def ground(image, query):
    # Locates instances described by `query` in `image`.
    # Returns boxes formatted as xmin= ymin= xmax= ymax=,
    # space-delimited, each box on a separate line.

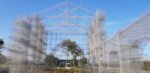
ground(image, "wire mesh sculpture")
xmin=8 ymin=15 xmax=46 ymax=73
xmin=4 ymin=1 xmax=150 ymax=73
xmin=88 ymin=10 xmax=150 ymax=73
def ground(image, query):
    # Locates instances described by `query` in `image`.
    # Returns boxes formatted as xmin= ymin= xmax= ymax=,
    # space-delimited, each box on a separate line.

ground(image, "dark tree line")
xmin=44 ymin=54 xmax=59 ymax=67
xmin=143 ymin=61 xmax=150 ymax=71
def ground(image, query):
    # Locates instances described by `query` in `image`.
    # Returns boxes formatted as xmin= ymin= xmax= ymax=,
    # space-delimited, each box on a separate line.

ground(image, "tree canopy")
xmin=61 ymin=39 xmax=83 ymax=67
xmin=61 ymin=39 xmax=83 ymax=58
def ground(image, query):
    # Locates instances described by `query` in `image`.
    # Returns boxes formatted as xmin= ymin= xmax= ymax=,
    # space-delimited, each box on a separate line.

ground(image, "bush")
xmin=143 ymin=61 xmax=150 ymax=71
xmin=0 ymin=67 xmax=9 ymax=73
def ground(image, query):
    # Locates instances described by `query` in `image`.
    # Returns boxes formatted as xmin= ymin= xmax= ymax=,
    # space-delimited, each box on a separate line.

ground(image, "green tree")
xmin=61 ymin=39 xmax=83 ymax=67
xmin=44 ymin=54 xmax=59 ymax=67
xmin=0 ymin=39 xmax=4 ymax=49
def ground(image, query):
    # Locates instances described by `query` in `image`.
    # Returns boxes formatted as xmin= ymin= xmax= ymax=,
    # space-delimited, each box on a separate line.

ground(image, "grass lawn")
xmin=142 ymin=71 xmax=150 ymax=73
xmin=44 ymin=67 xmax=89 ymax=73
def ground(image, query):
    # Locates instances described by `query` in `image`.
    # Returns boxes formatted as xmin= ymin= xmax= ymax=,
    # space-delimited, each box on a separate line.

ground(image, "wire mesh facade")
xmin=41 ymin=1 xmax=92 ymax=73
xmin=8 ymin=15 xmax=46 ymax=73
xmin=0 ymin=1 xmax=150 ymax=73
xmin=88 ymin=10 xmax=150 ymax=73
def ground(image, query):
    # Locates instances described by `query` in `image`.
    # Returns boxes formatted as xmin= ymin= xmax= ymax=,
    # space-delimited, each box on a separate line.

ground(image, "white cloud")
xmin=105 ymin=18 xmax=136 ymax=27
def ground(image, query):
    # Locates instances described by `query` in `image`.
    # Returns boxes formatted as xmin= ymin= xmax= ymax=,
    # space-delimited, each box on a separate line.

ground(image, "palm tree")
xmin=61 ymin=39 xmax=83 ymax=67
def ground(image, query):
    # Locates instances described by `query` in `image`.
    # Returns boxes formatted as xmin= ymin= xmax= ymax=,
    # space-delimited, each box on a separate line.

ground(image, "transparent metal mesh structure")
xmin=40 ymin=1 xmax=92 ymax=60
xmin=8 ymin=15 xmax=46 ymax=73
xmin=88 ymin=10 xmax=150 ymax=73
xmin=1 ymin=1 xmax=150 ymax=73
xmin=40 ymin=1 xmax=93 ymax=73
xmin=1 ymin=1 xmax=93 ymax=73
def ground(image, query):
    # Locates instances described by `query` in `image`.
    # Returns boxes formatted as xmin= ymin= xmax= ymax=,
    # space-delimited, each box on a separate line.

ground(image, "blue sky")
xmin=0 ymin=0 xmax=150 ymax=59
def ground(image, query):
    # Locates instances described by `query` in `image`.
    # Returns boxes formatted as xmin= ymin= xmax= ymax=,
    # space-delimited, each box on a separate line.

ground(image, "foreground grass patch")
xmin=142 ymin=71 xmax=150 ymax=73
